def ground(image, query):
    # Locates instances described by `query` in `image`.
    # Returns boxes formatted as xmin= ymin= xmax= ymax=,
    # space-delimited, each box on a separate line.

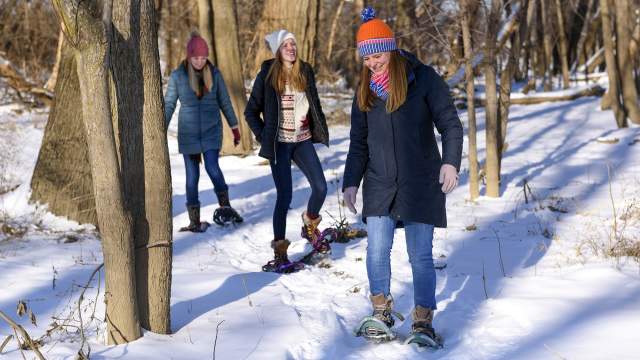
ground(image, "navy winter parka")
xmin=342 ymin=51 xmax=463 ymax=228
xmin=164 ymin=61 xmax=238 ymax=154
xmin=244 ymin=59 xmax=329 ymax=160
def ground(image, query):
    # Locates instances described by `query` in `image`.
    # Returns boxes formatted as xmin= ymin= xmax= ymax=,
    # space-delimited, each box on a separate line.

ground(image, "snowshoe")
xmin=404 ymin=331 xmax=443 ymax=349
xmin=354 ymin=316 xmax=398 ymax=342
xmin=261 ymin=239 xmax=305 ymax=274
xmin=179 ymin=221 xmax=210 ymax=232
xmin=261 ymin=258 xmax=305 ymax=274
xmin=213 ymin=206 xmax=243 ymax=226
xmin=301 ymin=212 xmax=332 ymax=254
xmin=404 ymin=306 xmax=443 ymax=349
xmin=354 ymin=294 xmax=404 ymax=342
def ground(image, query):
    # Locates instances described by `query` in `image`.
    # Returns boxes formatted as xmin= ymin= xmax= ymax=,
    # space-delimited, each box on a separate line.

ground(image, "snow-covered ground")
xmin=1 ymin=94 xmax=639 ymax=360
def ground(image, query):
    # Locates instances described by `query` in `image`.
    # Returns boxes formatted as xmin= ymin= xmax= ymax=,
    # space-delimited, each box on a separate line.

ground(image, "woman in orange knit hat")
xmin=345 ymin=7 xmax=463 ymax=348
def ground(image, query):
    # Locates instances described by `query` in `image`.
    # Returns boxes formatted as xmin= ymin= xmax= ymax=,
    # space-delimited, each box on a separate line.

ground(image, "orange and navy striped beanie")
xmin=356 ymin=7 xmax=397 ymax=57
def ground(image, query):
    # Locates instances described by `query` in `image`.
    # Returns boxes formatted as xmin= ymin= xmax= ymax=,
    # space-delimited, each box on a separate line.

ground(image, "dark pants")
xmin=183 ymin=149 xmax=228 ymax=206
xmin=270 ymin=140 xmax=327 ymax=240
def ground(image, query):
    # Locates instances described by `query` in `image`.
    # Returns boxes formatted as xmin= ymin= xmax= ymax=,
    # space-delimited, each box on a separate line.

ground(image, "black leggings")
xmin=269 ymin=140 xmax=327 ymax=240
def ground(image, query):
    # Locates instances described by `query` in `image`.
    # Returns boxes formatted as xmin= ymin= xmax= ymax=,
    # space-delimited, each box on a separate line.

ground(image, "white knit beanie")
xmin=264 ymin=30 xmax=296 ymax=55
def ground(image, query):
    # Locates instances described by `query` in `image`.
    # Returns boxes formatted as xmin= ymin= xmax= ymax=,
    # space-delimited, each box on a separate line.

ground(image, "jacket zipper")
xmin=273 ymin=93 xmax=282 ymax=165
xmin=307 ymin=88 xmax=328 ymax=145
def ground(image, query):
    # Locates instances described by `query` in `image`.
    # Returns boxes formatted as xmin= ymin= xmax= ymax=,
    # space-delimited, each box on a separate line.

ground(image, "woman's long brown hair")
xmin=266 ymin=49 xmax=307 ymax=94
xmin=357 ymin=50 xmax=408 ymax=113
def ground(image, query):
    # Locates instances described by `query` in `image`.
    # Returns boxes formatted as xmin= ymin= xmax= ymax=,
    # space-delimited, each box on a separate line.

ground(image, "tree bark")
xmin=484 ymin=0 xmax=501 ymax=198
xmin=44 ymin=28 xmax=64 ymax=92
xmin=197 ymin=0 xmax=214 ymax=55
xmin=554 ymin=0 xmax=571 ymax=88
xmin=137 ymin=0 xmax=173 ymax=334
xmin=212 ymin=0 xmax=253 ymax=155
xmin=52 ymin=0 xmax=141 ymax=344
xmin=461 ymin=0 xmax=479 ymax=200
xmin=252 ymin=0 xmax=320 ymax=74
xmin=600 ymin=0 xmax=628 ymax=127
xmin=573 ymin=0 xmax=596 ymax=72
xmin=540 ymin=0 xmax=555 ymax=91
xmin=614 ymin=0 xmax=640 ymax=123
xmin=396 ymin=0 xmax=421 ymax=58
xmin=326 ymin=0 xmax=345 ymax=61
xmin=30 ymin=38 xmax=97 ymax=227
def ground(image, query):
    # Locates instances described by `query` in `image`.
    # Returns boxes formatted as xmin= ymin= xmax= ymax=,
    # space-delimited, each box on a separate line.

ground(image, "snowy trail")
xmin=2 ymin=96 xmax=640 ymax=359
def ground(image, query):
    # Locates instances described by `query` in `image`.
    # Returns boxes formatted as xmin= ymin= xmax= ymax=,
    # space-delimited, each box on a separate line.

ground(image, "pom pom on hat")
xmin=187 ymin=31 xmax=209 ymax=58
xmin=361 ymin=7 xmax=376 ymax=23
xmin=356 ymin=8 xmax=397 ymax=57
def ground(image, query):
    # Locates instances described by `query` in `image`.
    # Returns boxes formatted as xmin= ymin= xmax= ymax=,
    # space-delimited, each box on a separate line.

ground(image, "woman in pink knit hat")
xmin=164 ymin=32 xmax=243 ymax=231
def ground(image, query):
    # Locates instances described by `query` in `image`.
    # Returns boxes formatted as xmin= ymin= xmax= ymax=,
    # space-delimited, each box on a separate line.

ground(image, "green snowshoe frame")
xmin=404 ymin=332 xmax=443 ymax=349
xmin=353 ymin=316 xmax=396 ymax=342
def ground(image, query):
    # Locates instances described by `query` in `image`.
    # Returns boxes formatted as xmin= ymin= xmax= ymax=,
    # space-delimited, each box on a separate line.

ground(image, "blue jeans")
xmin=183 ymin=149 xmax=228 ymax=206
xmin=366 ymin=216 xmax=437 ymax=309
xmin=270 ymin=140 xmax=327 ymax=240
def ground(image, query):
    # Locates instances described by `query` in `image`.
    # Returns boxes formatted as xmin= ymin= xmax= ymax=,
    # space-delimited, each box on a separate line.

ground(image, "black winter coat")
xmin=244 ymin=59 xmax=329 ymax=160
xmin=342 ymin=51 xmax=463 ymax=228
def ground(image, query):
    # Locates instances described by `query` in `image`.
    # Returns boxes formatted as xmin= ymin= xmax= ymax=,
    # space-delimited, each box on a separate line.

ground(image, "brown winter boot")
xmin=357 ymin=293 xmax=404 ymax=341
xmin=301 ymin=212 xmax=330 ymax=253
xmin=409 ymin=305 xmax=442 ymax=347
xmin=262 ymin=239 xmax=300 ymax=273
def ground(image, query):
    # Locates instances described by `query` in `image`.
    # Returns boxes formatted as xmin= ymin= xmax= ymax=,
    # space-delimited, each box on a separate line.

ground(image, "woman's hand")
xmin=343 ymin=186 xmax=359 ymax=214
xmin=232 ymin=127 xmax=241 ymax=146
xmin=439 ymin=164 xmax=458 ymax=194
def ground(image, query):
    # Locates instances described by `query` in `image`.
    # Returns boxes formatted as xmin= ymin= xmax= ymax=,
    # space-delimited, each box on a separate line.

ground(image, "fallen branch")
xmin=0 ymin=310 xmax=46 ymax=360
xmin=462 ymin=84 xmax=605 ymax=106
xmin=0 ymin=52 xmax=53 ymax=106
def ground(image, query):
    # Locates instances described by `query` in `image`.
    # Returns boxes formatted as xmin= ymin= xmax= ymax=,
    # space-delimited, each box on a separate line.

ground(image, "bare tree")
xmin=554 ymin=0 xmax=571 ymax=88
xmin=614 ymin=0 xmax=640 ymax=123
xmin=52 ymin=0 xmax=141 ymax=344
xmin=600 ymin=0 xmax=627 ymax=127
xmin=137 ymin=0 xmax=173 ymax=334
xmin=30 ymin=39 xmax=97 ymax=226
xmin=212 ymin=0 xmax=254 ymax=155
xmin=461 ymin=0 xmax=480 ymax=200
xmin=484 ymin=0 xmax=502 ymax=198
xmin=251 ymin=0 xmax=320 ymax=74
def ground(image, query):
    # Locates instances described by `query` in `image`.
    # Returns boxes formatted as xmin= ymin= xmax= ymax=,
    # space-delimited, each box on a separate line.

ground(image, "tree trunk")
xmin=554 ymin=0 xmax=571 ymax=88
xmin=326 ymin=0 xmax=346 ymax=61
xmin=540 ymin=0 xmax=555 ymax=91
xmin=252 ymin=0 xmax=320 ymax=74
xmin=600 ymin=0 xmax=628 ymax=127
xmin=525 ymin=0 xmax=539 ymax=93
xmin=484 ymin=0 xmax=501 ymax=198
xmin=197 ymin=0 xmax=214 ymax=56
xmin=44 ymin=28 xmax=64 ymax=92
xmin=573 ymin=0 xmax=596 ymax=72
xmin=52 ymin=0 xmax=141 ymax=344
xmin=614 ymin=0 xmax=640 ymax=123
xmin=162 ymin=0 xmax=174 ymax=76
xmin=212 ymin=0 xmax=253 ymax=156
xmin=137 ymin=0 xmax=173 ymax=334
xmin=30 ymin=38 xmax=97 ymax=226
xmin=461 ymin=0 xmax=479 ymax=200
xmin=396 ymin=0 xmax=421 ymax=58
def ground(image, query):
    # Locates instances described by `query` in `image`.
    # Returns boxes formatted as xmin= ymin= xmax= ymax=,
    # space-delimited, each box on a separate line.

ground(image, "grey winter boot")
xmin=179 ymin=204 xmax=209 ymax=232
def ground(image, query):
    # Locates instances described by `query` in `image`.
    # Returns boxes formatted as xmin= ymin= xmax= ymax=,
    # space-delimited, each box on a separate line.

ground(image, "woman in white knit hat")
xmin=244 ymin=30 xmax=330 ymax=273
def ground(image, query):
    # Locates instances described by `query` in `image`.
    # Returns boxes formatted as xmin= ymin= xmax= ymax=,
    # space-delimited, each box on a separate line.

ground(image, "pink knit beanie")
xmin=186 ymin=33 xmax=209 ymax=58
